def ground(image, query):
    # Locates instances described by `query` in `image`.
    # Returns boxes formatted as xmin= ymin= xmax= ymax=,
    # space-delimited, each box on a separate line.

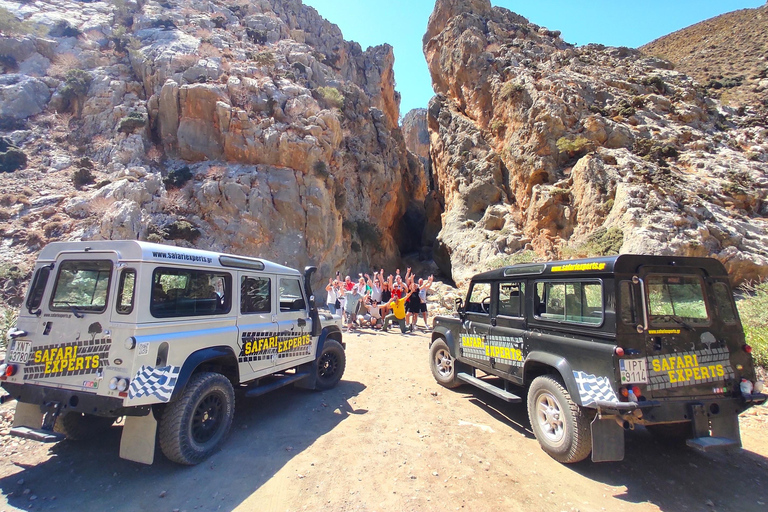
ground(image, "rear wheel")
xmin=527 ymin=375 xmax=592 ymax=463
xmin=315 ymin=340 xmax=346 ymax=390
xmin=429 ymin=338 xmax=462 ymax=388
xmin=159 ymin=372 xmax=235 ymax=465
xmin=54 ymin=413 xmax=116 ymax=441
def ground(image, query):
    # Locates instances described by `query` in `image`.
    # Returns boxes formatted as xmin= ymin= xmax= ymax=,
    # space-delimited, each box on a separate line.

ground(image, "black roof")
xmin=471 ymin=254 xmax=729 ymax=281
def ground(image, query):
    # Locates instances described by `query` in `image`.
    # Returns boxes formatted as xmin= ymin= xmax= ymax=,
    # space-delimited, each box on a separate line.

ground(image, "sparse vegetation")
xmin=118 ymin=112 xmax=146 ymax=133
xmin=562 ymin=227 xmax=624 ymax=258
xmin=738 ymin=281 xmax=768 ymax=369
xmin=499 ymin=80 xmax=524 ymax=100
xmin=313 ymin=160 xmax=330 ymax=179
xmin=0 ymin=306 xmax=18 ymax=352
xmin=164 ymin=166 xmax=193 ymax=189
xmin=0 ymin=7 xmax=46 ymax=36
xmin=164 ymin=220 xmax=200 ymax=242
xmin=0 ymin=138 xmax=27 ymax=173
xmin=317 ymin=86 xmax=344 ymax=109
xmin=72 ymin=167 xmax=95 ymax=189
xmin=488 ymin=250 xmax=537 ymax=269
xmin=60 ymin=69 xmax=93 ymax=111
xmin=556 ymin=136 xmax=592 ymax=157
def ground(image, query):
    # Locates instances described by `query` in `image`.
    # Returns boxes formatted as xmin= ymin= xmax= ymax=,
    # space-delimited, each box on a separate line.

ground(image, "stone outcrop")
xmin=0 ymin=0 xmax=422 ymax=291
xmin=423 ymin=0 xmax=768 ymax=285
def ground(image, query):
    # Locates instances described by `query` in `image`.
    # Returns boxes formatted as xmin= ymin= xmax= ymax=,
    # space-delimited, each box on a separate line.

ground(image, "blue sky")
xmin=302 ymin=0 xmax=765 ymax=117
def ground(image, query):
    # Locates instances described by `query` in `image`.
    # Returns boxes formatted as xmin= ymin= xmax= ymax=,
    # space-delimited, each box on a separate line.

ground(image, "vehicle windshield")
xmin=50 ymin=260 xmax=112 ymax=313
xmin=647 ymin=274 xmax=709 ymax=325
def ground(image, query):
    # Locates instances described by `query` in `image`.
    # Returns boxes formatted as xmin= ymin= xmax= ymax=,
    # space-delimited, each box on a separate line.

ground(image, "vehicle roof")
xmin=35 ymin=240 xmax=301 ymax=275
xmin=471 ymin=254 xmax=729 ymax=281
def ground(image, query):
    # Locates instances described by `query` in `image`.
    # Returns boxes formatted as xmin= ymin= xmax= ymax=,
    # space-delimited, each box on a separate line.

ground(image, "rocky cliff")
xmin=0 ymin=0 xmax=427 ymax=297
xmin=423 ymin=0 xmax=768 ymax=285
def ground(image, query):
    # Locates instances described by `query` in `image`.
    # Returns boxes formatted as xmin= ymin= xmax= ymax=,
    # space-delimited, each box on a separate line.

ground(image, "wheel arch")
xmin=430 ymin=326 xmax=456 ymax=354
xmin=316 ymin=325 xmax=344 ymax=357
xmin=524 ymin=351 xmax=584 ymax=407
xmin=169 ymin=346 xmax=240 ymax=402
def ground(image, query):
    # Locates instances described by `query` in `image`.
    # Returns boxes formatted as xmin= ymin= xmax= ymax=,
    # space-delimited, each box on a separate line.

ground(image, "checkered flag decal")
xmin=129 ymin=365 xmax=180 ymax=403
xmin=573 ymin=371 xmax=618 ymax=406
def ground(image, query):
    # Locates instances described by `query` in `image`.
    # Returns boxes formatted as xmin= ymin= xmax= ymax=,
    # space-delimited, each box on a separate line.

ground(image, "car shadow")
xmin=456 ymin=378 xmax=535 ymax=439
xmin=0 ymin=379 xmax=366 ymax=512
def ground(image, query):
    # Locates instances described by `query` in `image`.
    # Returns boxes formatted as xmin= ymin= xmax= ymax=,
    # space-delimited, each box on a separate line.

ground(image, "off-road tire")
xmin=430 ymin=338 xmax=462 ymax=388
xmin=54 ymin=412 xmax=115 ymax=441
xmin=315 ymin=340 xmax=346 ymax=390
xmin=646 ymin=422 xmax=693 ymax=444
xmin=527 ymin=375 xmax=592 ymax=464
xmin=159 ymin=372 xmax=235 ymax=465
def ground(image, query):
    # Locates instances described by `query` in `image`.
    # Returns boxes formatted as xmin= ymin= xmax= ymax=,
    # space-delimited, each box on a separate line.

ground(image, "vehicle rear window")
xmin=647 ymin=274 xmax=709 ymax=325
xmin=535 ymin=281 xmax=603 ymax=325
xmin=26 ymin=265 xmax=51 ymax=311
xmin=151 ymin=267 xmax=231 ymax=318
xmin=116 ymin=269 xmax=136 ymax=315
xmin=712 ymin=281 xmax=737 ymax=325
xmin=50 ymin=260 xmax=112 ymax=313
xmin=619 ymin=281 xmax=637 ymax=325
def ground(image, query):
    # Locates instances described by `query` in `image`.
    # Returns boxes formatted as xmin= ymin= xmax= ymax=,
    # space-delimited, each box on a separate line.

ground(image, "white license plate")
xmin=7 ymin=340 xmax=32 ymax=364
xmin=620 ymin=358 xmax=648 ymax=384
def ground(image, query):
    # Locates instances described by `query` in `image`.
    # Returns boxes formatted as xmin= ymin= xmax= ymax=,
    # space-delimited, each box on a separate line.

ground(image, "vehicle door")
xmin=237 ymin=273 xmax=279 ymax=375
xmin=458 ymin=281 xmax=493 ymax=372
xmin=638 ymin=267 xmax=733 ymax=400
xmin=274 ymin=275 xmax=314 ymax=371
xmin=489 ymin=281 xmax=526 ymax=382
xmin=17 ymin=252 xmax=118 ymax=391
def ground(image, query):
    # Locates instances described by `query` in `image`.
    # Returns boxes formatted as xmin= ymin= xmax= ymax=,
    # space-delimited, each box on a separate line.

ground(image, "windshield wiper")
xmin=55 ymin=301 xmax=85 ymax=319
xmin=665 ymin=314 xmax=693 ymax=331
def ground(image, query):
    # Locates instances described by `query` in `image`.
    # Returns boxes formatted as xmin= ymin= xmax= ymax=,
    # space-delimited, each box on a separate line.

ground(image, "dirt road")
xmin=1 ymin=329 xmax=767 ymax=512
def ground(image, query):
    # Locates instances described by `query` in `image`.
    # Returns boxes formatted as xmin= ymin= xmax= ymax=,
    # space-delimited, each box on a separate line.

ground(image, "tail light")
xmin=4 ymin=364 xmax=17 ymax=377
xmin=743 ymin=344 xmax=753 ymax=354
xmin=615 ymin=347 xmax=625 ymax=357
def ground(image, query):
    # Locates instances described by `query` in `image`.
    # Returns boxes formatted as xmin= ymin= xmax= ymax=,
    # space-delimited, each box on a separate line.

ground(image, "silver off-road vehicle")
xmin=1 ymin=241 xmax=344 ymax=465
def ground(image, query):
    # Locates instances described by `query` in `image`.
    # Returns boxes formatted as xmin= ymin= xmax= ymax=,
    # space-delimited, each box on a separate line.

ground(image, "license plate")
xmin=7 ymin=340 xmax=32 ymax=364
xmin=620 ymin=358 xmax=648 ymax=384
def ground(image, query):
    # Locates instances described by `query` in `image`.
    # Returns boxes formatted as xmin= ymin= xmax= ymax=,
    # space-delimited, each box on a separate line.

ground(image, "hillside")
xmin=640 ymin=3 xmax=768 ymax=108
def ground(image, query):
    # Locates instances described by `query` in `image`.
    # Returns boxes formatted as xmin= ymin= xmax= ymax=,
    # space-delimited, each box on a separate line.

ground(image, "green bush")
xmin=0 ymin=7 xmax=44 ymax=36
xmin=738 ymin=282 xmax=768 ymax=369
xmin=164 ymin=220 xmax=200 ymax=242
xmin=118 ymin=112 xmax=146 ymax=133
xmin=253 ymin=51 xmax=275 ymax=66
xmin=488 ymin=250 xmax=537 ymax=269
xmin=499 ymin=80 xmax=524 ymax=100
xmin=72 ymin=168 xmax=94 ymax=189
xmin=563 ymin=227 xmax=623 ymax=258
xmin=556 ymin=136 xmax=592 ymax=156
xmin=317 ymin=86 xmax=344 ymax=109
xmin=0 ymin=306 xmax=18 ymax=352
xmin=164 ymin=166 xmax=192 ymax=189
xmin=60 ymin=69 xmax=93 ymax=111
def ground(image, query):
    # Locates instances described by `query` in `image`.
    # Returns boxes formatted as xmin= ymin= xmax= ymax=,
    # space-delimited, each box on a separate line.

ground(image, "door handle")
xmin=297 ymin=318 xmax=306 ymax=327
xmin=490 ymin=318 xmax=497 ymax=327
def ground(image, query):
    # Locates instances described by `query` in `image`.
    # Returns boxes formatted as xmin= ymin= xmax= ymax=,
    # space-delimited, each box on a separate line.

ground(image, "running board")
xmin=244 ymin=372 xmax=310 ymax=398
xmin=686 ymin=437 xmax=740 ymax=452
xmin=10 ymin=426 xmax=65 ymax=443
xmin=457 ymin=372 xmax=522 ymax=403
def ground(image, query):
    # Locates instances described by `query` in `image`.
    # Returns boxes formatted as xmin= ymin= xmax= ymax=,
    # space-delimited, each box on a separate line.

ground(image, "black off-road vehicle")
xmin=429 ymin=255 xmax=765 ymax=463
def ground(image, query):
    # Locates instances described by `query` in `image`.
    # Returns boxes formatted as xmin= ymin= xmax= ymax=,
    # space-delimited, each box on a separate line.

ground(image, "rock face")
xmin=423 ymin=0 xmax=768 ymax=285
xmin=0 ymin=0 xmax=423 ymax=290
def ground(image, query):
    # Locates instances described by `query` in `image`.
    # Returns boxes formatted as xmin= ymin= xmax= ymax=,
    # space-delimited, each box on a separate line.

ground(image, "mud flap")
xmin=119 ymin=413 xmax=158 ymax=465
xmin=12 ymin=402 xmax=43 ymax=429
xmin=591 ymin=415 xmax=625 ymax=462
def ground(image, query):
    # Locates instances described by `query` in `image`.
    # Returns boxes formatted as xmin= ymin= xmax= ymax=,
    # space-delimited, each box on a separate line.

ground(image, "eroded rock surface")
xmin=424 ymin=0 xmax=768 ymax=285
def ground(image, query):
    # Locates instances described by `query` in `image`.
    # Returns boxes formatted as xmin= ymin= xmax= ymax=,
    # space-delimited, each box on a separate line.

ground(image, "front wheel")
xmin=429 ymin=338 xmax=462 ymax=388
xmin=315 ymin=340 xmax=346 ymax=390
xmin=527 ymin=375 xmax=592 ymax=463
xmin=159 ymin=372 xmax=235 ymax=465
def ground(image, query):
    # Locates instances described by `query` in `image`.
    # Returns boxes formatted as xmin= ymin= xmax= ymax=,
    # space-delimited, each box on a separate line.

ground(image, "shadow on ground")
xmin=0 ymin=380 xmax=366 ymax=512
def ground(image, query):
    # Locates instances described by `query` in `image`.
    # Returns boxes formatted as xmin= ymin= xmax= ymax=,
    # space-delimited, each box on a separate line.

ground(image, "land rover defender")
xmin=429 ymin=255 xmax=765 ymax=463
xmin=0 ymin=241 xmax=345 ymax=465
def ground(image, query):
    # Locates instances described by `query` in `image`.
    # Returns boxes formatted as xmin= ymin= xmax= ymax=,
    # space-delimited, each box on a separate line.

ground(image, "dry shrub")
xmin=160 ymin=189 xmax=192 ymax=214
xmin=205 ymin=165 xmax=228 ymax=180
xmin=173 ymin=53 xmax=198 ymax=71
xmin=88 ymin=196 xmax=116 ymax=217
xmin=0 ymin=193 xmax=29 ymax=207
xmin=26 ymin=229 xmax=45 ymax=247
xmin=43 ymin=219 xmax=67 ymax=238
xmin=198 ymin=42 xmax=222 ymax=59
xmin=0 ymin=207 xmax=11 ymax=220
xmin=146 ymin=145 xmax=164 ymax=164
xmin=48 ymin=53 xmax=81 ymax=79
xmin=195 ymin=28 xmax=213 ymax=40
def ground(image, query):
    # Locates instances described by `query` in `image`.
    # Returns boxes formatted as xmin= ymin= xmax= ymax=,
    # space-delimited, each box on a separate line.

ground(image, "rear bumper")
xmin=1 ymin=382 xmax=150 ymax=417
xmin=594 ymin=393 xmax=766 ymax=423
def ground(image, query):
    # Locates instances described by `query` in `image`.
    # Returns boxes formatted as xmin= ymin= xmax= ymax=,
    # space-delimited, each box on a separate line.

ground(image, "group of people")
xmin=325 ymin=268 xmax=434 ymax=334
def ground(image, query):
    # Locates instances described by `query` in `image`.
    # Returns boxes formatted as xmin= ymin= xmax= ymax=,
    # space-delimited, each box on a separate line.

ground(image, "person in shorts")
xmin=382 ymin=287 xmax=414 ymax=334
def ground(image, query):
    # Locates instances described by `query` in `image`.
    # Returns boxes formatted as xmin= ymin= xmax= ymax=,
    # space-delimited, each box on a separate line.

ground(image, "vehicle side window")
xmin=241 ymin=276 xmax=271 ymax=314
xmin=116 ymin=269 xmax=136 ymax=315
xmin=535 ymin=281 xmax=603 ymax=325
xmin=150 ymin=267 xmax=231 ymax=318
xmin=712 ymin=282 xmax=737 ymax=325
xmin=467 ymin=282 xmax=491 ymax=314
xmin=26 ymin=265 xmax=51 ymax=311
xmin=279 ymin=278 xmax=305 ymax=312
xmin=50 ymin=260 xmax=112 ymax=313
xmin=498 ymin=282 xmax=524 ymax=317
xmin=619 ymin=281 xmax=637 ymax=325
